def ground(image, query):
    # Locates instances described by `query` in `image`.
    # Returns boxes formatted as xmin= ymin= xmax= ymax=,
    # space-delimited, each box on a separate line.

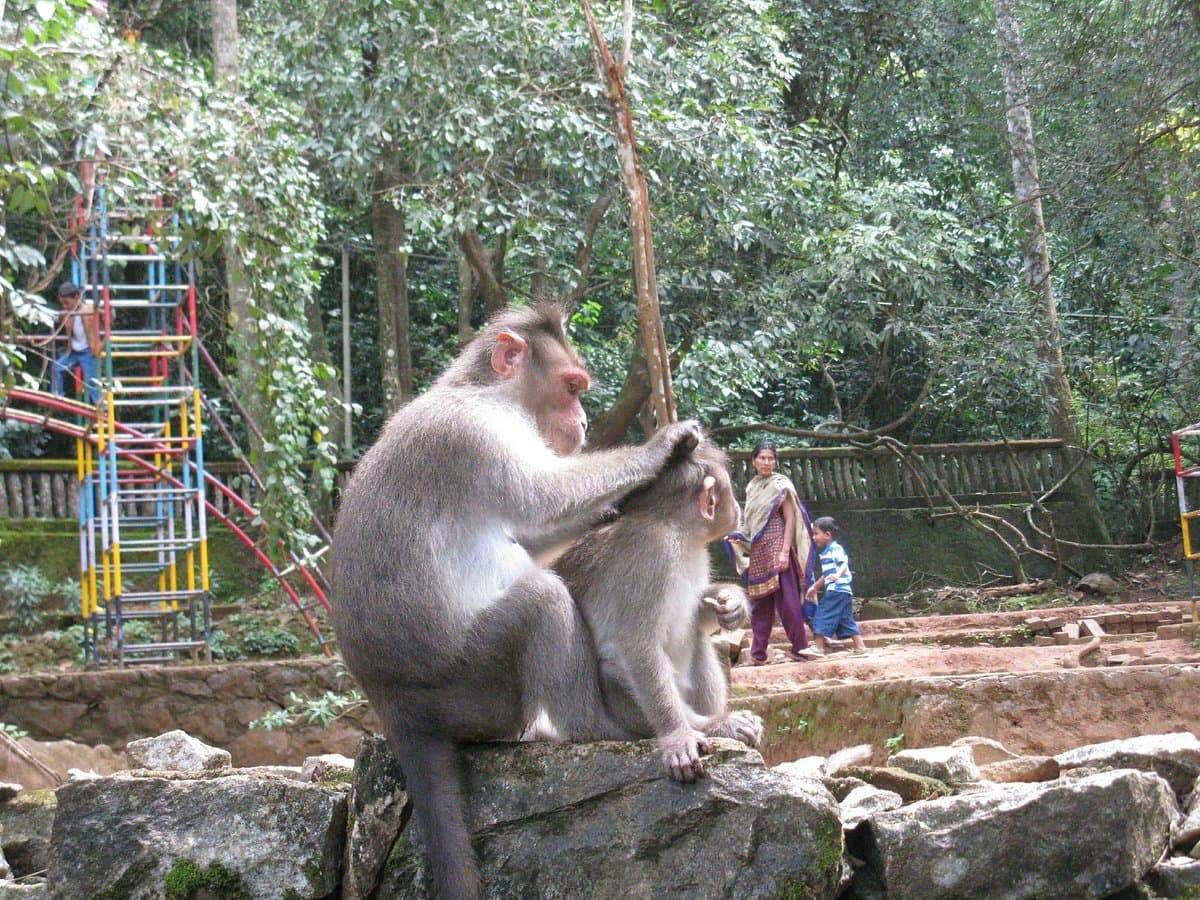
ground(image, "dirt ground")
xmin=725 ymin=557 xmax=1200 ymax=759
xmin=731 ymin=562 xmax=1200 ymax=694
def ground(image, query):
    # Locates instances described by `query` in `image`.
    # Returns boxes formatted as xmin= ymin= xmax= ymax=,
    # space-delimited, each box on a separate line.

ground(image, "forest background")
xmin=1 ymin=0 xmax=1197 ymax=560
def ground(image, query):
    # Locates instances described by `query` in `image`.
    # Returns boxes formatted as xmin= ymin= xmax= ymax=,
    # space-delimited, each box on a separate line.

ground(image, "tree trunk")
xmin=994 ymin=0 xmax=1111 ymax=548
xmin=371 ymin=154 xmax=411 ymax=412
xmin=458 ymin=227 xmax=508 ymax=314
xmin=566 ymin=189 xmax=615 ymax=313
xmin=589 ymin=339 xmax=651 ymax=449
xmin=582 ymin=0 xmax=675 ymax=430
xmin=304 ymin=291 xmax=342 ymax=524
xmin=457 ymin=246 xmax=474 ymax=344
xmin=210 ymin=0 xmax=264 ymax=460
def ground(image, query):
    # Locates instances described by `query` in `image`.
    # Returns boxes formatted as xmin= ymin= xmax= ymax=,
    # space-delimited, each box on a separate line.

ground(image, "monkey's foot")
xmin=706 ymin=710 xmax=764 ymax=748
xmin=659 ymin=727 xmax=710 ymax=783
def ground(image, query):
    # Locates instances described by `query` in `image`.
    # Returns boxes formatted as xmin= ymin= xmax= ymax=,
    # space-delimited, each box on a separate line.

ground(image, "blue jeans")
xmin=51 ymin=349 xmax=100 ymax=404
xmin=812 ymin=590 xmax=861 ymax=639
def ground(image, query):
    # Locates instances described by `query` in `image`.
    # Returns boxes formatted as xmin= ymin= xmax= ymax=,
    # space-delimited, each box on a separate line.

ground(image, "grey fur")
xmin=331 ymin=301 xmax=702 ymax=899
xmin=555 ymin=439 xmax=766 ymax=783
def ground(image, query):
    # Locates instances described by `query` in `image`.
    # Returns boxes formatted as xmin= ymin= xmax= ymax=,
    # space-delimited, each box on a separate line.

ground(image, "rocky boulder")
xmin=1055 ymin=731 xmax=1200 ymax=801
xmin=848 ymin=768 xmax=1174 ymax=899
xmin=357 ymin=736 xmax=845 ymax=900
xmin=47 ymin=772 xmax=347 ymax=899
xmin=887 ymin=745 xmax=980 ymax=786
xmin=124 ymin=729 xmax=230 ymax=772
xmin=0 ymin=791 xmax=54 ymax=879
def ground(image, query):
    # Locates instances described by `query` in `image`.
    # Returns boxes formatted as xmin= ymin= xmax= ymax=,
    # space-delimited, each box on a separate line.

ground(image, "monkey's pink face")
xmin=537 ymin=364 xmax=590 ymax=456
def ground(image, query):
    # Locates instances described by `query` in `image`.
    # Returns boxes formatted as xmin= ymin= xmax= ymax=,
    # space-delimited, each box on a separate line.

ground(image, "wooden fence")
xmin=0 ymin=440 xmax=1072 ymax=519
xmin=0 ymin=461 xmax=284 ymax=521
xmin=0 ymin=440 xmax=1185 ymax=524
xmin=727 ymin=439 xmax=1073 ymax=510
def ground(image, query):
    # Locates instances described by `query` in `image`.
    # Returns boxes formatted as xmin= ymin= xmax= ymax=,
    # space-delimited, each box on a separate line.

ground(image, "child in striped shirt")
xmin=805 ymin=516 xmax=867 ymax=655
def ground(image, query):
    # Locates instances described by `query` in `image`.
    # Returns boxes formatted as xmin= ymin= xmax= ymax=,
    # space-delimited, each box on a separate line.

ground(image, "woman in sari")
xmin=725 ymin=442 xmax=820 ymax=665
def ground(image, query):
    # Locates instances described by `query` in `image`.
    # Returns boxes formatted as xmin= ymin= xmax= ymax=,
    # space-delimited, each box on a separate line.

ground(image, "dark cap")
xmin=58 ymin=282 xmax=82 ymax=297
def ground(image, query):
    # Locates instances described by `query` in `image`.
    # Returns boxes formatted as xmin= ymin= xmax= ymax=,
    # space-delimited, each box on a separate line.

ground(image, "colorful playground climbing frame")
xmin=70 ymin=184 xmax=212 ymax=664
xmin=2 ymin=178 xmax=333 ymax=665
xmin=1173 ymin=422 xmax=1200 ymax=622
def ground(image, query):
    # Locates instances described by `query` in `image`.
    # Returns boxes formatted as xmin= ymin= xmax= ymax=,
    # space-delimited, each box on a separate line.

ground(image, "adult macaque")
xmin=555 ymin=438 xmax=765 ymax=783
xmin=331 ymin=302 xmax=701 ymax=900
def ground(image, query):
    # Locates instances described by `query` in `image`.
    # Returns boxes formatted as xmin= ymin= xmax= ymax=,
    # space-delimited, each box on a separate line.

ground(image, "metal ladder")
xmin=72 ymin=185 xmax=212 ymax=666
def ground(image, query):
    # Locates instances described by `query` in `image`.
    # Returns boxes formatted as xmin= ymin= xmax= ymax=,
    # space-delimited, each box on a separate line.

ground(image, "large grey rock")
xmin=887 ymin=745 xmax=980 ymax=786
xmin=0 ymin=883 xmax=44 ymax=896
xmin=1075 ymin=572 xmax=1121 ymax=595
xmin=839 ymin=784 xmax=903 ymax=830
xmin=1175 ymin=774 xmax=1200 ymax=851
xmin=0 ymin=793 xmax=55 ymax=879
xmin=1055 ymin=732 xmax=1200 ymax=801
xmin=772 ymin=756 xmax=827 ymax=780
xmin=124 ymin=730 xmax=230 ymax=772
xmin=1146 ymin=856 xmax=1200 ymax=896
xmin=359 ymin=737 xmax=843 ymax=899
xmin=301 ymin=753 xmax=354 ymax=783
xmin=839 ymin=765 xmax=950 ymax=803
xmin=951 ymin=735 xmax=1019 ymax=765
xmin=342 ymin=737 xmax=407 ymax=900
xmin=46 ymin=771 xmax=347 ymax=899
xmin=848 ymin=769 xmax=1174 ymax=899
xmin=977 ymin=756 xmax=1060 ymax=784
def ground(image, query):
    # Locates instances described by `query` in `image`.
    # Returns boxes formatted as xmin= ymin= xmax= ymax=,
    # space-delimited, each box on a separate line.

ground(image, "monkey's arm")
xmin=700 ymin=582 xmax=749 ymax=631
xmin=683 ymin=635 xmax=765 ymax=748
xmin=505 ymin=420 xmax=701 ymax=535
xmin=609 ymin=641 xmax=711 ymax=783
xmin=516 ymin=503 xmax=619 ymax=566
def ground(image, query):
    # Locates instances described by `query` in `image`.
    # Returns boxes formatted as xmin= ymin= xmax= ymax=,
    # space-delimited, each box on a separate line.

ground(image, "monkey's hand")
xmin=706 ymin=583 xmax=749 ymax=631
xmin=705 ymin=710 xmax=764 ymax=748
xmin=648 ymin=419 xmax=704 ymax=465
xmin=659 ymin=726 xmax=710 ymax=783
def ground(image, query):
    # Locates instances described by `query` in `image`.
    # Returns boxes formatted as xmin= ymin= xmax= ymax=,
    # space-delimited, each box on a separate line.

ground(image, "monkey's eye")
xmin=565 ymin=379 xmax=583 ymax=396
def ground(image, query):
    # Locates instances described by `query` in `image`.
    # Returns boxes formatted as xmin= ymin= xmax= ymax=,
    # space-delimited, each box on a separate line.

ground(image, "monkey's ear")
xmin=491 ymin=331 xmax=529 ymax=378
xmin=699 ymin=476 xmax=718 ymax=521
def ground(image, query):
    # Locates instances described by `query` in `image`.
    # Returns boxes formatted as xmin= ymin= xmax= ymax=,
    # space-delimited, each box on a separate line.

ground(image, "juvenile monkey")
xmin=330 ymin=301 xmax=700 ymax=900
xmin=555 ymin=438 xmax=765 ymax=783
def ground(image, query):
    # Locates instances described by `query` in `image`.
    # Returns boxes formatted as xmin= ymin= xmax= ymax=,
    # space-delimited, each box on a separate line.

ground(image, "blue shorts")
xmin=802 ymin=600 xmax=817 ymax=624
xmin=812 ymin=590 xmax=860 ymax=639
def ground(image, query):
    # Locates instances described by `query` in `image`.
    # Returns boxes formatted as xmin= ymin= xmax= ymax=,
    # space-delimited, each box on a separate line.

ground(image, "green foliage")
xmin=4 ymin=0 xmax=1199 ymax=556
xmin=163 ymin=858 xmax=247 ymax=900
xmin=117 ymin=620 xmax=155 ymax=646
xmin=775 ymin=718 xmax=810 ymax=736
xmin=238 ymin=622 xmax=300 ymax=658
xmin=1 ymin=564 xmax=58 ymax=631
xmin=206 ymin=627 xmax=243 ymax=662
xmin=250 ymin=688 xmax=365 ymax=731
xmin=65 ymin=624 xmax=88 ymax=666
xmin=213 ymin=613 xmax=312 ymax=660
xmin=2 ymin=1 xmax=336 ymax=557
xmin=0 ymin=722 xmax=28 ymax=741
xmin=0 ymin=1 xmax=87 ymax=384
xmin=884 ymin=732 xmax=906 ymax=755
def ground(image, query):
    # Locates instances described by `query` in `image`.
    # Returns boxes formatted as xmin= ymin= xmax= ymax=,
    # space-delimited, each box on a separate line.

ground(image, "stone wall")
xmin=5 ymin=658 xmax=1200 ymax=772
xmin=707 ymin=498 xmax=1095 ymax=597
xmin=0 ymin=659 xmax=378 ymax=767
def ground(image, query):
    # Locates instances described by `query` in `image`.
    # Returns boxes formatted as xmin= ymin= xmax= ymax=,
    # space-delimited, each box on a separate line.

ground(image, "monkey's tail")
xmin=400 ymin=735 xmax=481 ymax=900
